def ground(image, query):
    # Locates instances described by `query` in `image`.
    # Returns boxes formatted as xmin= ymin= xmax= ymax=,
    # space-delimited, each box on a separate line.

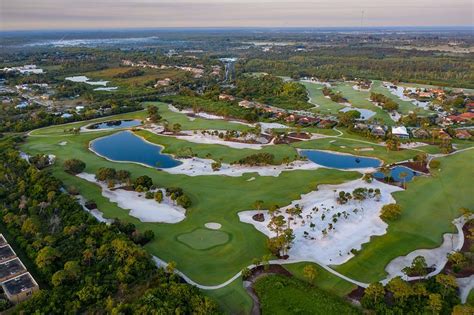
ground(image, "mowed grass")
xmin=332 ymin=82 xmax=394 ymax=125
xmin=177 ymin=228 xmax=230 ymax=250
xmin=135 ymin=129 xmax=300 ymax=164
xmin=22 ymin=126 xmax=360 ymax=285
xmin=254 ymin=275 xmax=361 ymax=315
xmin=371 ymin=80 xmax=432 ymax=116
xmin=284 ymin=262 xmax=357 ymax=297
xmin=204 ymin=276 xmax=253 ymax=315
xmin=301 ymin=81 xmax=345 ymax=114
xmin=334 ymin=149 xmax=474 ymax=282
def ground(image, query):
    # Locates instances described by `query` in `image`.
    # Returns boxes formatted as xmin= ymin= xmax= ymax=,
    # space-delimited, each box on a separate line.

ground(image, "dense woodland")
xmin=0 ymin=137 xmax=220 ymax=314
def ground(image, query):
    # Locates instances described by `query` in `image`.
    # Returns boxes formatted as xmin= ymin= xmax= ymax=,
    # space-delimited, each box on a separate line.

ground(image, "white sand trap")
xmin=383 ymin=215 xmax=470 ymax=283
xmin=400 ymin=142 xmax=429 ymax=149
xmin=77 ymin=173 xmax=186 ymax=223
xmin=205 ymin=222 xmax=222 ymax=230
xmin=259 ymin=122 xmax=288 ymax=133
xmin=59 ymin=141 xmax=68 ymax=146
xmin=165 ymin=157 xmax=322 ymax=177
xmin=239 ymin=179 xmax=402 ymax=265
xmin=247 ymin=177 xmax=256 ymax=182
xmin=174 ymin=130 xmax=266 ymax=149
xmin=356 ymin=147 xmax=374 ymax=152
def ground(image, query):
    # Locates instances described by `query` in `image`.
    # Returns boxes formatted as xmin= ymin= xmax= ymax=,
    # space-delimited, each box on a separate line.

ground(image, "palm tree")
xmin=399 ymin=171 xmax=408 ymax=189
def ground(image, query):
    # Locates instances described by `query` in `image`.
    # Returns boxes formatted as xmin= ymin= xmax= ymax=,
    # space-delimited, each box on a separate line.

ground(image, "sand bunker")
xmin=77 ymin=173 xmax=186 ymax=223
xmin=239 ymin=179 xmax=402 ymax=265
xmin=205 ymin=222 xmax=222 ymax=230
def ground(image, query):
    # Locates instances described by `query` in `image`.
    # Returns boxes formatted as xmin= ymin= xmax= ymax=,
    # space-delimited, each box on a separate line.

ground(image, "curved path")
xmin=153 ymin=215 xmax=471 ymax=291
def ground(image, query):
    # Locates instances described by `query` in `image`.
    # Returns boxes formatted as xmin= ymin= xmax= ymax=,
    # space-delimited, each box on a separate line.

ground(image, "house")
xmin=284 ymin=114 xmax=296 ymax=123
xmin=418 ymin=91 xmax=432 ymax=99
xmin=238 ymin=100 xmax=255 ymax=109
xmin=75 ymin=106 xmax=85 ymax=112
xmin=0 ymin=245 xmax=16 ymax=263
xmin=391 ymin=126 xmax=409 ymax=139
xmin=0 ymin=235 xmax=6 ymax=247
xmin=297 ymin=116 xmax=319 ymax=125
xmin=412 ymin=128 xmax=431 ymax=139
xmin=154 ymin=78 xmax=171 ymax=87
xmin=354 ymin=123 xmax=368 ymax=131
xmin=370 ymin=125 xmax=386 ymax=137
xmin=0 ymin=258 xmax=27 ymax=282
xmin=1 ymin=273 xmax=39 ymax=304
xmin=218 ymin=94 xmax=235 ymax=101
xmin=438 ymin=130 xmax=452 ymax=140
xmin=317 ymin=119 xmax=337 ymax=129
xmin=448 ymin=112 xmax=474 ymax=124
xmin=466 ymin=102 xmax=474 ymax=112
xmin=455 ymin=129 xmax=471 ymax=140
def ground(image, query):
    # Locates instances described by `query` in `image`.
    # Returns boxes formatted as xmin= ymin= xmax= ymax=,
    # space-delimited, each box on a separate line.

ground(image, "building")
xmin=391 ymin=126 xmax=409 ymax=139
xmin=455 ymin=129 xmax=471 ymax=140
xmin=412 ymin=128 xmax=431 ymax=139
xmin=0 ymin=245 xmax=16 ymax=263
xmin=466 ymin=102 xmax=474 ymax=112
xmin=371 ymin=125 xmax=386 ymax=137
xmin=1 ymin=273 xmax=39 ymax=304
xmin=238 ymin=100 xmax=255 ymax=109
xmin=0 ymin=258 xmax=27 ymax=282
xmin=218 ymin=94 xmax=235 ymax=101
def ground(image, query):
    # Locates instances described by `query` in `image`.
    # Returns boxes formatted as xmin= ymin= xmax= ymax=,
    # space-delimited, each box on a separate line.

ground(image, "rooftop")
xmin=0 ymin=235 xmax=6 ymax=247
xmin=2 ymin=273 xmax=37 ymax=296
xmin=0 ymin=258 xmax=26 ymax=281
xmin=0 ymin=245 xmax=16 ymax=263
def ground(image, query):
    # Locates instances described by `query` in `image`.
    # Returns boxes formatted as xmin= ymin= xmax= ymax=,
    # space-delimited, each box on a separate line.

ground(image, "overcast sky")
xmin=1 ymin=0 xmax=473 ymax=30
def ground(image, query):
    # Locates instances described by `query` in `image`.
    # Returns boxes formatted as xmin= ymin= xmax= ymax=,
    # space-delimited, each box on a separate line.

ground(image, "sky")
xmin=1 ymin=0 xmax=473 ymax=30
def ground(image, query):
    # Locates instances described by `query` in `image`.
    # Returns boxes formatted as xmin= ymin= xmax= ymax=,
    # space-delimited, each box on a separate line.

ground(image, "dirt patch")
xmin=347 ymin=286 xmax=365 ymax=302
xmin=288 ymin=132 xmax=311 ymax=139
xmin=397 ymin=161 xmax=429 ymax=174
xmin=252 ymin=213 xmax=265 ymax=222
xmin=274 ymin=137 xmax=302 ymax=144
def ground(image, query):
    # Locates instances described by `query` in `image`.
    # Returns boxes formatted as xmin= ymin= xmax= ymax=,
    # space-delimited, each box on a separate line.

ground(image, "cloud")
xmin=1 ymin=0 xmax=472 ymax=30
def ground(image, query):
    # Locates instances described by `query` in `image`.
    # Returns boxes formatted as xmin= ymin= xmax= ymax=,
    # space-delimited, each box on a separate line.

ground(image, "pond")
xmin=90 ymin=131 xmax=181 ymax=168
xmin=373 ymin=166 xmax=419 ymax=182
xmin=339 ymin=107 xmax=376 ymax=120
xmin=299 ymin=150 xmax=381 ymax=169
xmin=87 ymin=119 xmax=141 ymax=130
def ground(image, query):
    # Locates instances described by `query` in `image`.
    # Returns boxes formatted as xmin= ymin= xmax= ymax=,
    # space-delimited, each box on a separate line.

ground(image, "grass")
xmin=371 ymin=80 xmax=432 ymax=116
xmin=135 ymin=129 xmax=300 ymax=164
xmin=331 ymin=82 xmax=394 ymax=125
xmin=204 ymin=276 xmax=253 ymax=315
xmin=23 ymin=124 xmax=360 ymax=286
xmin=301 ymin=81 xmax=345 ymax=114
xmin=467 ymin=290 xmax=474 ymax=305
xmin=176 ymin=228 xmax=230 ymax=250
xmin=283 ymin=262 xmax=356 ymax=297
xmin=253 ymin=275 xmax=361 ymax=315
xmin=334 ymin=149 xmax=474 ymax=282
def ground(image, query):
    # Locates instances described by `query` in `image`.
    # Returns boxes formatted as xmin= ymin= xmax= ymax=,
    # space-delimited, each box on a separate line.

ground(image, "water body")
xmin=299 ymin=150 xmax=381 ymax=169
xmin=339 ymin=107 xmax=376 ymax=120
xmin=90 ymin=131 xmax=181 ymax=168
xmin=373 ymin=166 xmax=419 ymax=182
xmin=87 ymin=120 xmax=141 ymax=130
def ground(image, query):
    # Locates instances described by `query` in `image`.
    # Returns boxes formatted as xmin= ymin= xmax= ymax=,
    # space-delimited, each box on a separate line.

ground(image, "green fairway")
xmin=335 ymin=149 xmax=474 ymax=282
xmin=301 ymin=81 xmax=345 ymax=114
xmin=371 ymin=80 xmax=433 ymax=115
xmin=253 ymin=275 xmax=361 ymax=315
xmin=283 ymin=262 xmax=356 ymax=296
xmin=177 ymin=228 xmax=230 ymax=250
xmin=204 ymin=277 xmax=253 ymax=315
xmin=331 ymin=82 xmax=394 ymax=125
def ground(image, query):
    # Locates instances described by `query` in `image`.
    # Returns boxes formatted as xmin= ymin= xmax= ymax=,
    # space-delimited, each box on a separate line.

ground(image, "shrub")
xmin=429 ymin=159 xmax=441 ymax=169
xmin=154 ymin=190 xmax=163 ymax=203
xmin=63 ymin=159 xmax=86 ymax=174
xmin=176 ymin=195 xmax=192 ymax=208
xmin=133 ymin=175 xmax=153 ymax=190
xmin=380 ymin=203 xmax=402 ymax=222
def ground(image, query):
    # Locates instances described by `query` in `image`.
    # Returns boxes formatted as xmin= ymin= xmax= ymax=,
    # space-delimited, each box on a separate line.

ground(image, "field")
xmin=253 ymin=275 xmax=361 ymax=315
xmin=21 ymin=103 xmax=474 ymax=314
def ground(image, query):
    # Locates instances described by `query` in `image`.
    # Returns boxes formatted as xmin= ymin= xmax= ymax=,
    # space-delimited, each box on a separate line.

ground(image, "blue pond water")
xmin=87 ymin=119 xmax=141 ymax=130
xmin=373 ymin=166 xmax=419 ymax=182
xmin=90 ymin=131 xmax=181 ymax=168
xmin=299 ymin=150 xmax=381 ymax=169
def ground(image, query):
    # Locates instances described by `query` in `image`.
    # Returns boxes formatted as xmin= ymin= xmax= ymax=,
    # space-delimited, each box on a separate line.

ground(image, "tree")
xmin=166 ymin=261 xmax=177 ymax=273
xmin=154 ymin=190 xmax=163 ymax=203
xmin=133 ymin=175 xmax=153 ymax=190
xmin=386 ymin=138 xmax=400 ymax=151
xmin=399 ymin=171 xmax=409 ymax=189
xmin=172 ymin=123 xmax=182 ymax=134
xmin=387 ymin=276 xmax=413 ymax=304
xmin=426 ymin=293 xmax=443 ymax=314
xmin=35 ymin=246 xmax=60 ymax=270
xmin=241 ymin=267 xmax=251 ymax=279
xmin=303 ymin=264 xmax=317 ymax=285
xmin=176 ymin=195 xmax=191 ymax=208
xmin=402 ymin=255 xmax=428 ymax=276
xmin=254 ymin=200 xmax=264 ymax=213
xmin=63 ymin=159 xmax=86 ymax=174
xmin=380 ymin=203 xmax=402 ymax=222
xmin=435 ymin=274 xmax=458 ymax=298
xmin=361 ymin=282 xmax=385 ymax=308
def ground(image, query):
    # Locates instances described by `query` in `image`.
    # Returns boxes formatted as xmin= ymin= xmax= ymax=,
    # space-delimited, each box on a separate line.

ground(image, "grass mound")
xmin=254 ymin=274 xmax=361 ymax=315
xmin=177 ymin=228 xmax=230 ymax=250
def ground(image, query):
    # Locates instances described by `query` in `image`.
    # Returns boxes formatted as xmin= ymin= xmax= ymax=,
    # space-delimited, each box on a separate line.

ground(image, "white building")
xmin=391 ymin=126 xmax=409 ymax=139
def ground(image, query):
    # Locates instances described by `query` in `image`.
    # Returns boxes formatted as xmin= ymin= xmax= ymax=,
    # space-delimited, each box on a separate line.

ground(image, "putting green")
xmin=177 ymin=228 xmax=230 ymax=250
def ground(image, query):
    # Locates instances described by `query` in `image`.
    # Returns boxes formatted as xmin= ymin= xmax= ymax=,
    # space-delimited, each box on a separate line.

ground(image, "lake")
xmin=90 ymin=131 xmax=181 ymax=168
xmin=373 ymin=166 xmax=419 ymax=182
xmin=300 ymin=149 xmax=381 ymax=169
xmin=339 ymin=107 xmax=376 ymax=120
xmin=87 ymin=120 xmax=141 ymax=130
